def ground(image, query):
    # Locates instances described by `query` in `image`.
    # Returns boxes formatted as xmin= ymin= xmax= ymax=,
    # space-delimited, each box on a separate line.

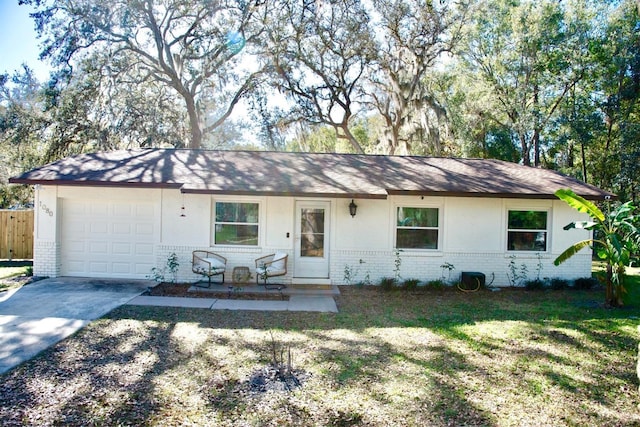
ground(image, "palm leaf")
xmin=553 ymin=240 xmax=593 ymax=266
xmin=555 ymin=189 xmax=605 ymax=222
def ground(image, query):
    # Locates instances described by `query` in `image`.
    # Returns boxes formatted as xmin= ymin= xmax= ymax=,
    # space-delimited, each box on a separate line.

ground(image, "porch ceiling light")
xmin=349 ymin=199 xmax=358 ymax=218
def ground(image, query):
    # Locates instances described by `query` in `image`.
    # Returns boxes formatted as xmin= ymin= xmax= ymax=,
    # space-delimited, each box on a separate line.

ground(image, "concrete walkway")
xmin=128 ymin=283 xmax=339 ymax=312
xmin=128 ymin=294 xmax=338 ymax=312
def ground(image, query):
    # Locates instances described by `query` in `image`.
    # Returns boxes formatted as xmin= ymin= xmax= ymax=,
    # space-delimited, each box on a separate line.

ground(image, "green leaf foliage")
xmin=553 ymin=240 xmax=592 ymax=266
xmin=555 ymin=188 xmax=639 ymax=306
xmin=554 ymin=189 xmax=605 ymax=222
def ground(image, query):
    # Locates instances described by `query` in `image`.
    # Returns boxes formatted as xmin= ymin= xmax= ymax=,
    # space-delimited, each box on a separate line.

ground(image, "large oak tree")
xmin=24 ymin=0 xmax=268 ymax=149
xmin=265 ymin=0 xmax=375 ymax=153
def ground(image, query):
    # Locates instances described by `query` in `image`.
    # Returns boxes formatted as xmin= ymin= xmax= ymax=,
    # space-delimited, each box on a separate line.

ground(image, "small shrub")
xmin=424 ymin=279 xmax=446 ymax=290
xmin=524 ymin=279 xmax=546 ymax=290
xmin=440 ymin=262 xmax=455 ymax=282
xmin=361 ymin=271 xmax=371 ymax=287
xmin=402 ymin=278 xmax=420 ymax=291
xmin=26 ymin=266 xmax=33 ymax=277
xmin=574 ymin=277 xmax=598 ymax=289
xmin=393 ymin=249 xmax=403 ymax=283
xmin=379 ymin=277 xmax=397 ymax=291
xmin=550 ymin=278 xmax=569 ymax=290
xmin=343 ymin=264 xmax=356 ymax=286
xmin=507 ymin=255 xmax=528 ymax=287
xmin=147 ymin=252 xmax=180 ymax=283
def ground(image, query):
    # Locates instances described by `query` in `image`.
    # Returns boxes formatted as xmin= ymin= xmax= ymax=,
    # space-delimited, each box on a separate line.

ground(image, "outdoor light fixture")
xmin=349 ymin=199 xmax=358 ymax=218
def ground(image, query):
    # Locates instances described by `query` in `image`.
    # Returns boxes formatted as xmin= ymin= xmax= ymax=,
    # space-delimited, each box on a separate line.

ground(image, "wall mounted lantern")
xmin=349 ymin=199 xmax=358 ymax=218
xmin=180 ymin=193 xmax=186 ymax=217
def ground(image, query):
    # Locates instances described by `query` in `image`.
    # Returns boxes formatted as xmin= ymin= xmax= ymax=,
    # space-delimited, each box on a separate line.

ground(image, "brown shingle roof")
xmin=9 ymin=149 xmax=614 ymax=200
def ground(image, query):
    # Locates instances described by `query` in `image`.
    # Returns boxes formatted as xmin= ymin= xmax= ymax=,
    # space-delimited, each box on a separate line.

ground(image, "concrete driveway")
xmin=0 ymin=277 xmax=152 ymax=374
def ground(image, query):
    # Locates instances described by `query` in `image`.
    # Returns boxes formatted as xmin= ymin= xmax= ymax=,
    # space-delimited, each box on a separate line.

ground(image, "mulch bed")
xmin=145 ymin=282 xmax=289 ymax=301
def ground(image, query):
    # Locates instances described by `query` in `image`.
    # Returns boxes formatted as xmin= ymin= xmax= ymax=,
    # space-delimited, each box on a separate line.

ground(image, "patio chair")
xmin=192 ymin=250 xmax=227 ymax=287
xmin=254 ymin=252 xmax=288 ymax=289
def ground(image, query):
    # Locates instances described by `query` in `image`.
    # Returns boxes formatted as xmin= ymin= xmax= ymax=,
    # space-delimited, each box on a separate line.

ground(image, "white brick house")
xmin=10 ymin=149 xmax=613 ymax=286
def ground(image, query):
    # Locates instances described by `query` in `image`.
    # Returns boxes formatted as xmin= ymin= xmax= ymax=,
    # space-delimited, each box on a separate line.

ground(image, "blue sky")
xmin=0 ymin=1 xmax=51 ymax=80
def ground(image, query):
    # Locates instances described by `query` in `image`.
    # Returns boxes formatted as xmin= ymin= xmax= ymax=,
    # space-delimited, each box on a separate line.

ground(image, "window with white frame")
xmin=507 ymin=210 xmax=548 ymax=251
xmin=396 ymin=207 xmax=439 ymax=249
xmin=214 ymin=202 xmax=259 ymax=246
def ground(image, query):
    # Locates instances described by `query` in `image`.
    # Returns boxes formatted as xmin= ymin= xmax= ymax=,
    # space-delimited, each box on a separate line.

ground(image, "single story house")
xmin=10 ymin=149 xmax=614 ymax=286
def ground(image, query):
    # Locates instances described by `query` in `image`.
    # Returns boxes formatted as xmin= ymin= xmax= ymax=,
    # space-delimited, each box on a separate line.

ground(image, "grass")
xmin=1 ymin=284 xmax=639 ymax=426
xmin=592 ymin=261 xmax=640 ymax=306
xmin=0 ymin=262 xmax=32 ymax=292
xmin=0 ymin=267 xmax=28 ymax=280
xmin=622 ymin=269 xmax=640 ymax=306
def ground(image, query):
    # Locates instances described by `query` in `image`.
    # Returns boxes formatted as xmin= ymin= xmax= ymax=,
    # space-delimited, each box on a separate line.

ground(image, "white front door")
xmin=294 ymin=201 xmax=330 ymax=279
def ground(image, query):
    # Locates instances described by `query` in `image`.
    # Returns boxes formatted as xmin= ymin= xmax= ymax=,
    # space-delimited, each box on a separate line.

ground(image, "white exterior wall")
xmin=33 ymin=186 xmax=593 ymax=286
xmin=32 ymin=186 xmax=60 ymax=277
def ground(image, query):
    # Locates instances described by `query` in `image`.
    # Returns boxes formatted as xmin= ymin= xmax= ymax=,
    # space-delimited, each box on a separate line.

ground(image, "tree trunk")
xmin=567 ymin=142 xmax=574 ymax=168
xmin=185 ymin=95 xmax=203 ymax=149
xmin=580 ymin=143 xmax=588 ymax=183
xmin=533 ymin=85 xmax=541 ymax=167
xmin=605 ymin=263 xmax=618 ymax=307
xmin=533 ymin=128 xmax=541 ymax=167
xmin=519 ymin=133 xmax=531 ymax=166
xmin=337 ymin=124 xmax=364 ymax=154
xmin=189 ymin=118 xmax=203 ymax=150
xmin=605 ymin=264 xmax=624 ymax=307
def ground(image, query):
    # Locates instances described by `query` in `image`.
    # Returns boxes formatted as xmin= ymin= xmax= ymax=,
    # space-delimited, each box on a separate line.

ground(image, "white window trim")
xmin=394 ymin=204 xmax=443 ymax=252
xmin=505 ymin=207 xmax=551 ymax=253
xmin=211 ymin=198 xmax=263 ymax=248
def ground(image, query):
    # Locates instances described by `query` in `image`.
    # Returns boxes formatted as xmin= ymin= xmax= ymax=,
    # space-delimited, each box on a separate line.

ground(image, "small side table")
xmin=232 ymin=266 xmax=251 ymax=286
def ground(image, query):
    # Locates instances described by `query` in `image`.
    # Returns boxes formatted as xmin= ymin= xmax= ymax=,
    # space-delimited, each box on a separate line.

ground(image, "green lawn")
xmin=623 ymin=271 xmax=640 ymax=306
xmin=0 ymin=267 xmax=28 ymax=280
xmin=1 ymin=284 xmax=639 ymax=426
xmin=592 ymin=261 xmax=640 ymax=307
xmin=0 ymin=264 xmax=32 ymax=292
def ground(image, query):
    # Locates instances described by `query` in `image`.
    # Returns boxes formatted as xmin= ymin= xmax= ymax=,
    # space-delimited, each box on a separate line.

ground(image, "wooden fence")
xmin=0 ymin=210 xmax=34 ymax=260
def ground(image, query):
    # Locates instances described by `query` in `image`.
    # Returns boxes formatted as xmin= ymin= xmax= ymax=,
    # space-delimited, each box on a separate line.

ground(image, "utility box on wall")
xmin=461 ymin=271 xmax=486 ymax=288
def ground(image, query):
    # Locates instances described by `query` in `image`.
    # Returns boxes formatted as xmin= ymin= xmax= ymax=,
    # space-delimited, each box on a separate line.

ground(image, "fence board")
xmin=0 ymin=210 xmax=34 ymax=259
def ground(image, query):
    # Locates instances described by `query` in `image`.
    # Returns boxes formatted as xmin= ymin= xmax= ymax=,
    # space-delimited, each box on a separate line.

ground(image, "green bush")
xmin=550 ymin=278 xmax=569 ymax=290
xmin=574 ymin=277 xmax=598 ymax=290
xmin=402 ymin=278 xmax=420 ymax=291
xmin=424 ymin=279 xmax=446 ymax=290
xmin=379 ymin=277 xmax=397 ymax=291
xmin=524 ymin=279 xmax=546 ymax=290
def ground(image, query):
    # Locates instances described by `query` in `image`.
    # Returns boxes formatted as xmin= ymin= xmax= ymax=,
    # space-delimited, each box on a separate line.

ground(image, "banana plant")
xmin=554 ymin=189 xmax=638 ymax=307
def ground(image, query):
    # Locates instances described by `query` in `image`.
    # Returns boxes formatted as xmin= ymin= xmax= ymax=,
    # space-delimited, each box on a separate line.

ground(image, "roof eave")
xmin=386 ymin=190 xmax=616 ymax=201
xmin=8 ymin=178 xmax=181 ymax=190
xmin=180 ymin=187 xmax=388 ymax=199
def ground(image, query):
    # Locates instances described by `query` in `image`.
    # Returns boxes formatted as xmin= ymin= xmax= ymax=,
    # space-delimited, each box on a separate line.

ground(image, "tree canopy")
xmin=1 ymin=0 xmax=639 ymax=206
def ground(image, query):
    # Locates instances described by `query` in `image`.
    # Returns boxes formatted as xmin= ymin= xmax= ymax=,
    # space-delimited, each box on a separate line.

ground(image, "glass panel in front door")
xmin=300 ymin=208 xmax=324 ymax=257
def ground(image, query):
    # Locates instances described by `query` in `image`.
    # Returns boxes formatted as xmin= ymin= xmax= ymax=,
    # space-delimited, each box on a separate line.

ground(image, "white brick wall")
xmin=33 ymin=240 xmax=60 ymax=278
xmin=331 ymin=249 xmax=592 ymax=287
xmin=33 ymin=239 xmax=592 ymax=287
xmin=155 ymin=245 xmax=293 ymax=285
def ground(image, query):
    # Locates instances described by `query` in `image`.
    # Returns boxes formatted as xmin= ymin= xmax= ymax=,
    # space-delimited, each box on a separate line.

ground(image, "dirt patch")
xmin=243 ymin=365 xmax=311 ymax=394
xmin=0 ymin=275 xmax=45 ymax=293
xmin=145 ymin=282 xmax=289 ymax=301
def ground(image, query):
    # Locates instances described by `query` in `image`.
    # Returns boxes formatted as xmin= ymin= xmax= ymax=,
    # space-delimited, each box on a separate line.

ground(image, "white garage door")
xmin=60 ymin=199 xmax=156 ymax=279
